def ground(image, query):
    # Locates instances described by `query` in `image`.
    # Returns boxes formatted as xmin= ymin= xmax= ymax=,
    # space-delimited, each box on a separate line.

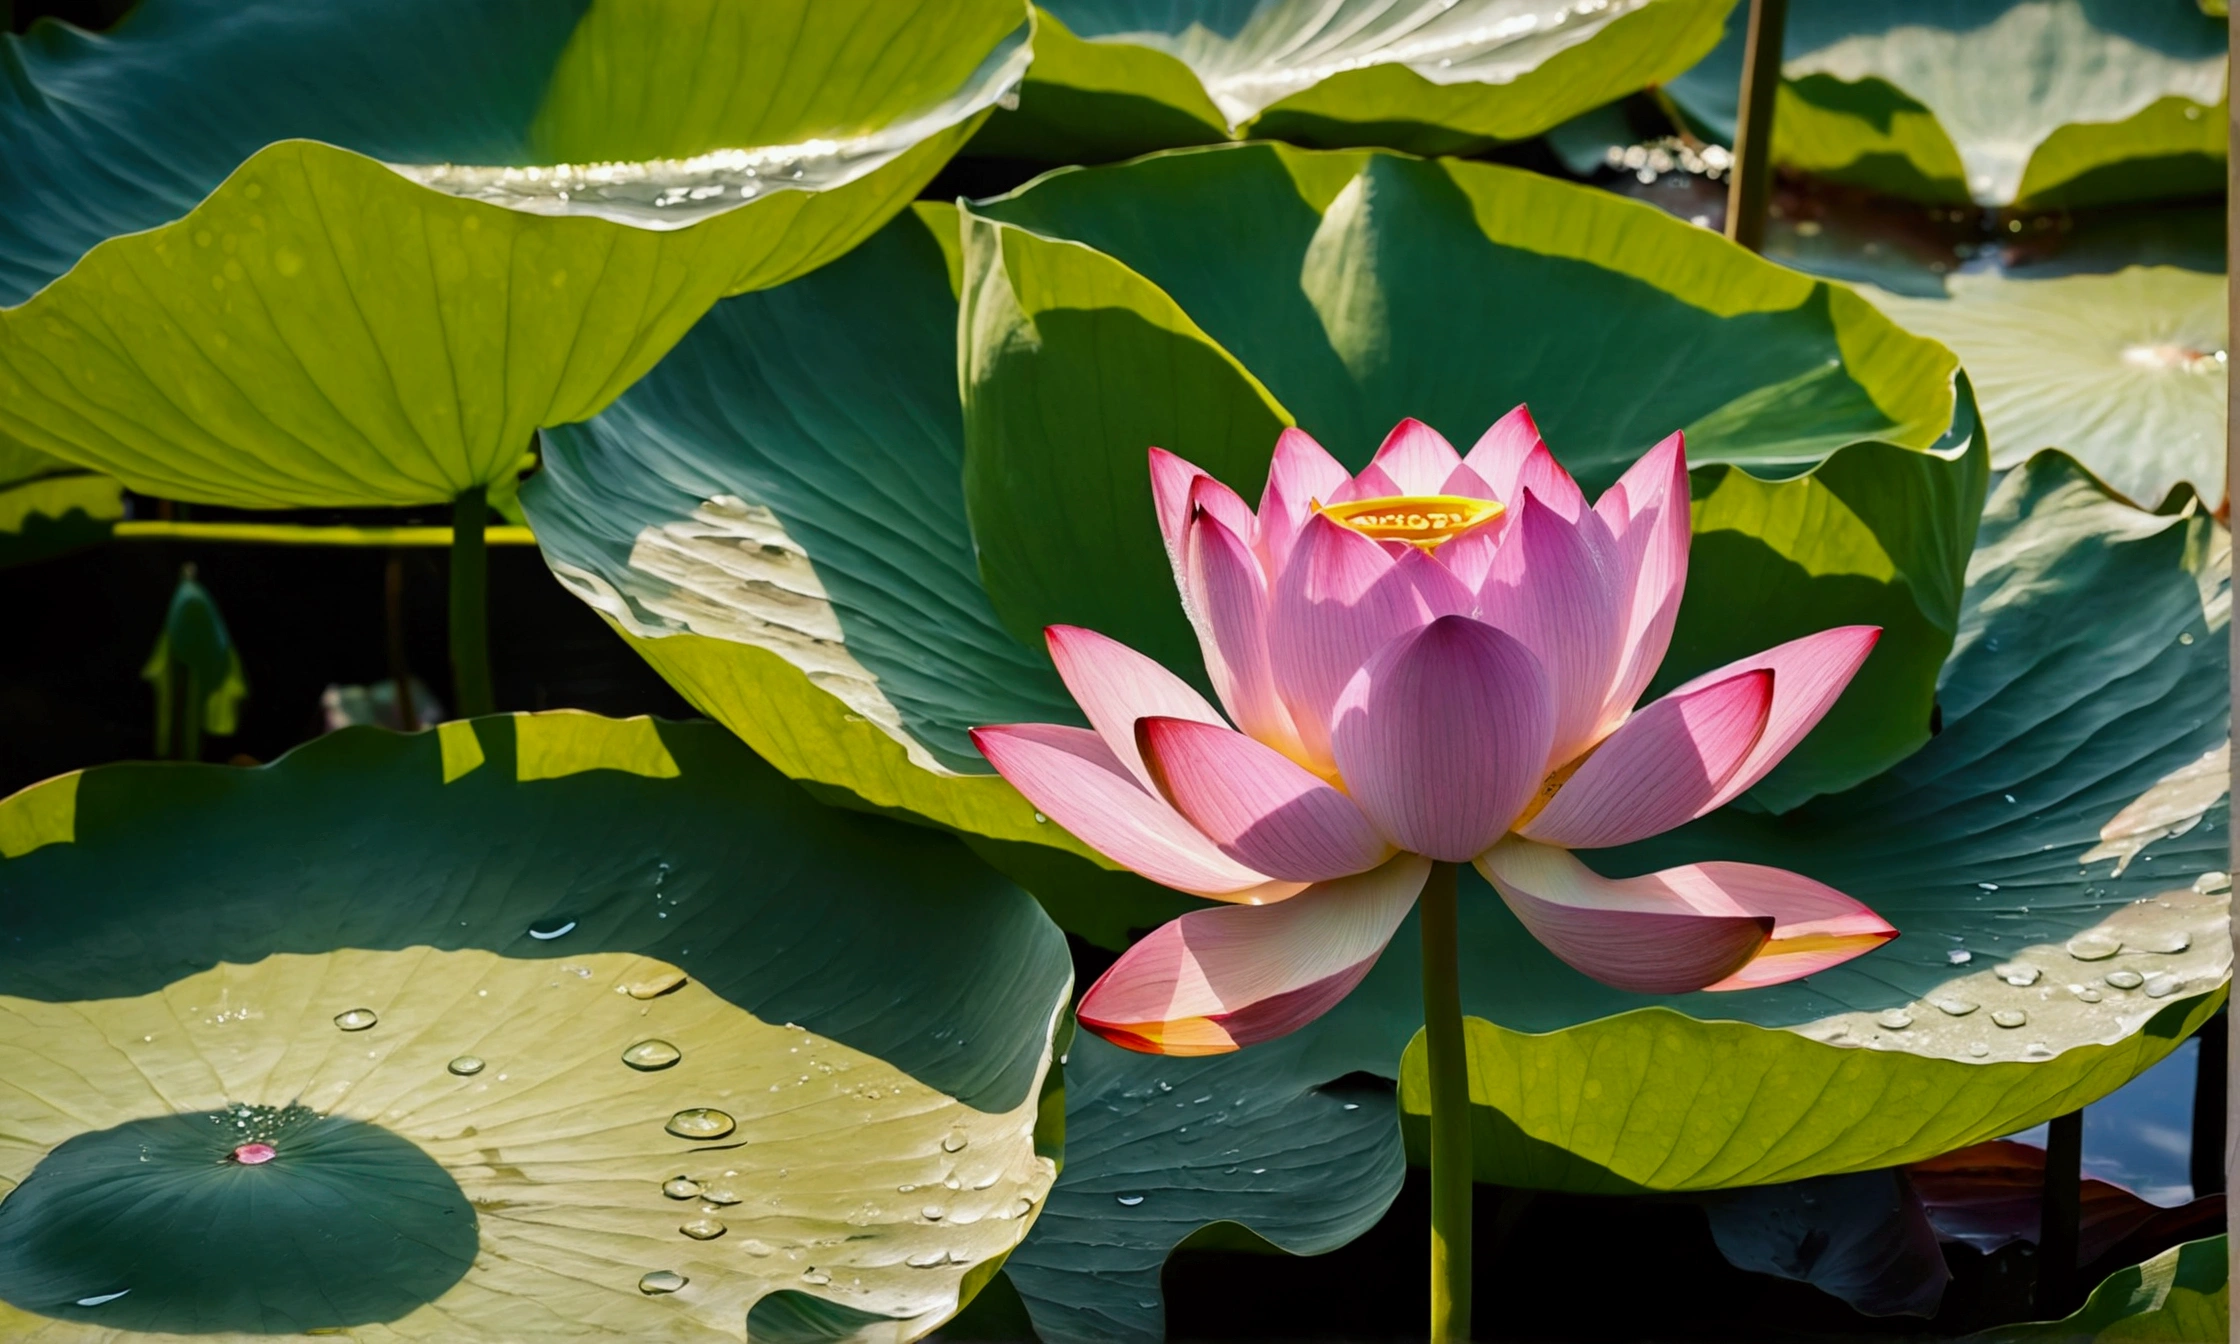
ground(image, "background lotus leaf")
xmin=0 ymin=0 xmax=1030 ymax=508
xmin=0 ymin=441 xmax=118 ymax=568
xmin=529 ymin=143 xmax=1979 ymax=878
xmin=1988 ymin=1235 xmax=2230 ymax=1341
xmin=967 ymin=0 xmax=1736 ymax=161
xmin=1665 ymin=0 xmax=2228 ymax=209
xmin=1860 ymin=266 xmax=2227 ymax=507
xmin=0 ymin=712 xmax=1070 ymax=1341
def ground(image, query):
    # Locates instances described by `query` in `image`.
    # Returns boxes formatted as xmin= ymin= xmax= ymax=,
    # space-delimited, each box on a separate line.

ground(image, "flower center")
xmin=1314 ymin=494 xmax=1504 ymax=550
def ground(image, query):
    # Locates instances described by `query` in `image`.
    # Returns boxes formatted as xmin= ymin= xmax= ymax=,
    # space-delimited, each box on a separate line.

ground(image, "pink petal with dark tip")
xmin=1185 ymin=510 xmax=1311 ymax=762
xmin=1256 ymin=427 xmax=1352 ymax=575
xmin=1474 ymin=490 xmax=1625 ymax=766
xmin=1138 ymin=716 xmax=1392 ymax=882
xmin=1364 ymin=417 xmax=1463 ymax=495
xmin=1678 ymin=626 xmax=1883 ymax=812
xmin=1045 ymin=624 xmax=1226 ymax=790
xmin=1078 ymin=856 xmax=1431 ymax=1055
xmin=971 ymin=723 xmax=1300 ymax=901
xmin=1519 ymin=669 xmax=1772 ymax=850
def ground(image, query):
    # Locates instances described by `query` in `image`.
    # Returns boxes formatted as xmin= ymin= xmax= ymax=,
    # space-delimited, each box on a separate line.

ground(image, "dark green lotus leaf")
xmin=0 ymin=712 xmax=1069 ymax=1341
xmin=1701 ymin=1168 xmax=1950 ymax=1317
xmin=1380 ymin=450 xmax=2227 ymax=1192
xmin=1001 ymin=1034 xmax=1403 ymax=1343
xmin=0 ymin=440 xmax=119 ymax=567
xmin=0 ymin=0 xmax=1029 ymax=509
xmin=1665 ymin=0 xmax=2227 ymax=209
xmin=1985 ymin=1235 xmax=2230 ymax=1341
xmin=969 ymin=0 xmax=1736 ymax=162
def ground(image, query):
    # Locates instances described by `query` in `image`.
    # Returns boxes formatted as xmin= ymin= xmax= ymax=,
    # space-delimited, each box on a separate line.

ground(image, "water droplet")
xmin=940 ymin=1129 xmax=968 ymax=1154
xmin=333 ymin=1008 xmax=378 ymax=1031
xmin=1967 ymin=1043 xmax=1990 ymax=1058
xmin=1991 ymin=1009 xmax=2028 ymax=1028
xmin=679 ymin=1217 xmax=726 ymax=1240
xmin=2066 ymin=936 xmax=2121 ymax=961
xmin=528 ymin=916 xmax=578 ymax=940
xmin=1977 ymin=882 xmax=2000 ymax=892
xmin=2145 ymin=973 xmax=2188 ymax=999
xmin=2026 ymin=1043 xmax=2054 ymax=1058
xmin=2070 ymin=985 xmax=2104 ymax=1003
xmin=624 ymin=1040 xmax=682 ymax=1071
xmin=1342 ymin=1103 xmax=1360 ymax=1111
xmin=662 ymin=1176 xmax=702 ymax=1200
xmin=1946 ymin=950 xmax=1973 ymax=966
xmin=2129 ymin=930 xmax=2191 ymax=955
xmin=639 ymin=1270 xmax=687 ymax=1295
xmin=2193 ymin=871 xmax=2231 ymax=894
xmin=231 ymin=1142 xmax=277 ymax=1164
xmin=700 ymin=1186 xmax=741 ymax=1206
xmin=2180 ymin=632 xmax=2196 ymax=645
xmin=627 ymin=969 xmax=688 ymax=999
xmin=74 ymin=1291 xmax=129 ymax=1307
xmin=1932 ymin=997 xmax=1979 ymax=1016
xmin=1116 ymin=1194 xmax=1146 ymax=1207
xmin=2004 ymin=794 xmax=2017 ymax=804
xmin=801 ymin=1270 xmax=832 ymax=1286
xmin=1876 ymin=1010 xmax=1914 ymax=1030
xmin=921 ymin=1205 xmax=945 ymax=1220
xmin=447 ymin=1055 xmax=485 ymax=1076
xmin=2105 ymin=970 xmax=2145 ymax=990
xmin=738 ymin=1239 xmax=776 ymax=1256
xmin=665 ymin=1108 xmax=736 ymax=1140
xmin=1995 ymin=963 xmax=2042 ymax=987
xmin=906 ymin=1250 xmax=949 ymax=1268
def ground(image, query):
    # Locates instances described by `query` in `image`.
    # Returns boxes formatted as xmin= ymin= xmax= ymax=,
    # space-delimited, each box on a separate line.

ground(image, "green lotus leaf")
xmin=970 ymin=0 xmax=1737 ymax=161
xmin=1987 ymin=1235 xmax=2230 ymax=1341
xmin=1383 ymin=450 xmax=2228 ymax=1192
xmin=0 ymin=441 xmax=119 ymax=568
xmin=1664 ymin=0 xmax=2227 ymax=209
xmin=529 ymin=145 xmax=1977 ymax=874
xmin=1001 ymin=1034 xmax=1402 ymax=1343
xmin=0 ymin=0 xmax=1030 ymax=509
xmin=1860 ymin=267 xmax=2226 ymax=508
xmin=0 ymin=711 xmax=1069 ymax=1341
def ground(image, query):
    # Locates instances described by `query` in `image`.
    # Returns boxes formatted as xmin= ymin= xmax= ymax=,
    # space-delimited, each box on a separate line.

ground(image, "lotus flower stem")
xmin=1420 ymin=860 xmax=1472 ymax=1341
xmin=449 ymin=487 xmax=494 ymax=718
xmin=1724 ymin=0 xmax=1789 ymax=252
xmin=2035 ymin=1109 xmax=2083 ymax=1316
xmin=385 ymin=553 xmax=421 ymax=734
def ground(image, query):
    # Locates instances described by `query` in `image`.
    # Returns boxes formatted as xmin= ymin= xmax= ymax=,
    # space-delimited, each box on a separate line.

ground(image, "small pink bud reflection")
xmin=232 ymin=1142 xmax=278 ymax=1165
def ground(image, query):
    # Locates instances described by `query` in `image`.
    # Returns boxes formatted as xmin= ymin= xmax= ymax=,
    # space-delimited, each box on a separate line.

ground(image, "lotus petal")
xmin=1045 ymin=624 xmax=1227 ymax=789
xmin=1680 ymin=626 xmax=1884 ymax=813
xmin=1186 ymin=509 xmax=1311 ymax=761
xmin=971 ymin=723 xmax=1293 ymax=900
xmin=1519 ymin=669 xmax=1772 ymax=850
xmin=1138 ymin=716 xmax=1391 ymax=882
xmin=1474 ymin=491 xmax=1624 ymax=765
xmin=1331 ymin=615 xmax=1553 ymax=861
xmin=1078 ymin=856 xmax=1431 ymax=1055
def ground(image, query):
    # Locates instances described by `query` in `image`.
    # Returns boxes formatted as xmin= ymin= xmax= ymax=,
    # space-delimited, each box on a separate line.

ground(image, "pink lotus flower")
xmin=971 ymin=409 xmax=1897 ymax=1056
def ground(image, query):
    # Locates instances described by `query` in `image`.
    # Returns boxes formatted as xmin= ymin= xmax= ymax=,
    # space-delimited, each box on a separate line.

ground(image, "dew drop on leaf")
xmin=665 ymin=1108 xmax=735 ymax=1140
xmin=447 ymin=1055 xmax=485 ymax=1076
xmin=638 ymin=1270 xmax=687 ymax=1295
xmin=2105 ymin=970 xmax=2145 ymax=990
xmin=333 ymin=1008 xmax=377 ymax=1031
xmin=623 ymin=1039 xmax=682 ymax=1071
xmin=679 ymin=1217 xmax=726 ymax=1240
